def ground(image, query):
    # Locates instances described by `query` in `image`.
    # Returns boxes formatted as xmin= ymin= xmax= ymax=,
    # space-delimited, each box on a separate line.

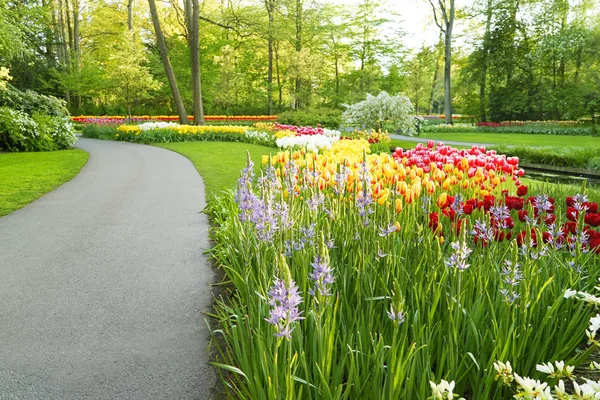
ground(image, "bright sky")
xmin=331 ymin=0 xmax=470 ymax=51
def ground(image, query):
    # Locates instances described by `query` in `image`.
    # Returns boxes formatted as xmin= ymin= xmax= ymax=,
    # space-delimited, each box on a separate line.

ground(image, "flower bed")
xmin=421 ymin=121 xmax=594 ymax=136
xmin=72 ymin=115 xmax=278 ymax=125
xmin=115 ymin=123 xmax=250 ymax=143
xmin=208 ymin=141 xmax=600 ymax=398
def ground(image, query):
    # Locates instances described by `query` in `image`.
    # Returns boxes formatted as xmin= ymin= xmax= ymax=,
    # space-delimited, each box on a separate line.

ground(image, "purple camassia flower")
xmin=378 ymin=223 xmax=397 ymax=237
xmin=356 ymin=189 xmax=375 ymax=226
xmin=325 ymin=238 xmax=336 ymax=249
xmin=307 ymin=193 xmax=325 ymax=212
xmin=573 ymin=193 xmax=589 ymax=212
xmin=445 ymin=241 xmax=472 ymax=270
xmin=309 ymin=255 xmax=334 ymax=297
xmin=235 ymin=158 xmax=258 ymax=222
xmin=450 ymin=194 xmax=464 ymax=218
xmin=533 ymin=194 xmax=553 ymax=214
xmin=266 ymin=278 xmax=304 ymax=339
xmin=333 ymin=165 xmax=350 ymax=195
xmin=500 ymin=260 xmax=522 ymax=304
xmin=499 ymin=289 xmax=520 ymax=304
xmin=284 ymin=160 xmax=299 ymax=191
xmin=300 ymin=223 xmax=317 ymax=246
xmin=471 ymin=220 xmax=495 ymax=243
xmin=490 ymin=205 xmax=510 ymax=222
xmin=257 ymin=165 xmax=280 ymax=193
xmin=387 ymin=305 xmax=406 ymax=325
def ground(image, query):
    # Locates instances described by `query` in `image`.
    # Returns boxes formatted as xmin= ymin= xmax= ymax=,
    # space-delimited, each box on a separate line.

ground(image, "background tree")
xmin=428 ymin=0 xmax=455 ymax=124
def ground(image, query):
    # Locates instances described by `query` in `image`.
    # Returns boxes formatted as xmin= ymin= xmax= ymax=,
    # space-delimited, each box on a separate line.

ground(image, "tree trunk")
xmin=275 ymin=41 xmax=282 ymax=111
xmin=428 ymin=33 xmax=442 ymax=115
xmin=266 ymin=0 xmax=275 ymax=115
xmin=294 ymin=0 xmax=303 ymax=110
xmin=185 ymin=0 xmax=205 ymax=125
xmin=65 ymin=0 xmax=74 ymax=56
xmin=479 ymin=0 xmax=493 ymax=122
xmin=148 ymin=0 xmax=189 ymax=124
xmin=557 ymin=0 xmax=568 ymax=87
xmin=72 ymin=0 xmax=81 ymax=109
xmin=443 ymin=1 xmax=454 ymax=124
xmin=128 ymin=0 xmax=134 ymax=31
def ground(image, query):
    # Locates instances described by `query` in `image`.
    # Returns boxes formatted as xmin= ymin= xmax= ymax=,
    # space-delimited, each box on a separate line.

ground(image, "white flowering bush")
xmin=0 ymin=107 xmax=76 ymax=151
xmin=342 ymin=91 xmax=415 ymax=133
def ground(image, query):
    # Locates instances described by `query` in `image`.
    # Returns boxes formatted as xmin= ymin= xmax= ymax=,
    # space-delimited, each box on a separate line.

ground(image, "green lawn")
xmin=155 ymin=141 xmax=275 ymax=200
xmin=418 ymin=132 xmax=600 ymax=147
xmin=0 ymin=149 xmax=89 ymax=217
xmin=390 ymin=139 xmax=471 ymax=150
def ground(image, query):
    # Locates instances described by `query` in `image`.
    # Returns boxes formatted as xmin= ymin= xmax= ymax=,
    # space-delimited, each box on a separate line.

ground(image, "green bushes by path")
xmin=0 ymin=149 xmax=89 ymax=217
xmin=0 ymin=84 xmax=77 ymax=152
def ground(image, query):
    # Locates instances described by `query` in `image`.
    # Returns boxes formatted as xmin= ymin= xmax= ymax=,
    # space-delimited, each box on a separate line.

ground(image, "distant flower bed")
xmin=105 ymin=121 xmax=395 ymax=155
xmin=422 ymin=121 xmax=594 ymax=136
xmin=72 ymin=115 xmax=278 ymax=125
xmin=115 ymin=123 xmax=250 ymax=143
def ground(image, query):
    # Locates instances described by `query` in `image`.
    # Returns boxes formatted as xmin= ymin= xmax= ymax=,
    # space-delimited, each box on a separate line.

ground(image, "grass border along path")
xmin=0 ymin=149 xmax=89 ymax=217
xmin=155 ymin=141 xmax=273 ymax=200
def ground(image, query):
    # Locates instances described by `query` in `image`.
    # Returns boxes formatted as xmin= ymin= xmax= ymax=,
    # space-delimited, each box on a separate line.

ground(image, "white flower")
xmin=275 ymin=134 xmax=340 ymax=151
xmin=589 ymin=314 xmax=600 ymax=333
xmin=537 ymin=360 xmax=575 ymax=379
xmin=493 ymin=361 xmax=514 ymax=385
xmin=429 ymin=379 xmax=456 ymax=400
xmin=573 ymin=379 xmax=600 ymax=399
xmin=514 ymin=374 xmax=552 ymax=400
xmin=554 ymin=380 xmax=567 ymax=398
xmin=565 ymin=289 xmax=578 ymax=298
xmin=536 ymin=362 xmax=555 ymax=375
xmin=137 ymin=121 xmax=178 ymax=131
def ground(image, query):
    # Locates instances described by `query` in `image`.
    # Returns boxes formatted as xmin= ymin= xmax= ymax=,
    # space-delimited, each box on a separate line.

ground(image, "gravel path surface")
xmin=0 ymin=138 xmax=218 ymax=399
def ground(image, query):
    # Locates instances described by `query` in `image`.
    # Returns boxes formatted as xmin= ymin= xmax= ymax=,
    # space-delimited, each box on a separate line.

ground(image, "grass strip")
xmin=155 ymin=141 xmax=276 ymax=200
xmin=0 ymin=149 xmax=89 ymax=217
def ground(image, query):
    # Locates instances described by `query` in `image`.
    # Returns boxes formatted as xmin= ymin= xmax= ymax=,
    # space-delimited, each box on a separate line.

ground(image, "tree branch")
xmin=428 ymin=0 xmax=445 ymax=32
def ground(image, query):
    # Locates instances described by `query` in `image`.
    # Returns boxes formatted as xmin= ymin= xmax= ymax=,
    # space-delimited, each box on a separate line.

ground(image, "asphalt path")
xmin=0 ymin=138 xmax=218 ymax=399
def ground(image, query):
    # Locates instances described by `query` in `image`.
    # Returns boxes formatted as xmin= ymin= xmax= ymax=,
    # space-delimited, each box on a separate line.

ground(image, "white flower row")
xmin=244 ymin=130 xmax=272 ymax=141
xmin=137 ymin=122 xmax=179 ymax=131
xmin=276 ymin=134 xmax=340 ymax=152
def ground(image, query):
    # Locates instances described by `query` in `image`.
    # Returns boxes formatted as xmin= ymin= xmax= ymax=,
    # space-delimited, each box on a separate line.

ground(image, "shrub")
xmin=32 ymin=113 xmax=77 ymax=150
xmin=0 ymin=83 xmax=69 ymax=119
xmin=343 ymin=91 xmax=415 ymax=133
xmin=277 ymin=109 xmax=343 ymax=129
xmin=0 ymin=107 xmax=48 ymax=151
xmin=492 ymin=145 xmax=599 ymax=170
xmin=82 ymin=124 xmax=118 ymax=139
xmin=588 ymin=157 xmax=600 ymax=171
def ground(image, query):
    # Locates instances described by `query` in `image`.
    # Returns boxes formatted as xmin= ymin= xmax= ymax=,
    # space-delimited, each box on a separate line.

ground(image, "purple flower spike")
xmin=309 ymin=255 xmax=334 ymax=297
xmin=266 ymin=278 xmax=304 ymax=339
xmin=387 ymin=305 xmax=406 ymax=325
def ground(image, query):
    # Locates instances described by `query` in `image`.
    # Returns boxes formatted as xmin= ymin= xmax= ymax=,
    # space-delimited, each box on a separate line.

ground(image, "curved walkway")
xmin=0 ymin=138 xmax=217 ymax=399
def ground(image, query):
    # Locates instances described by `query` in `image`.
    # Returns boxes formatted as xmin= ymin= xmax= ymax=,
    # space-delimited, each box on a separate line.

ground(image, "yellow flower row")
xmin=116 ymin=124 xmax=249 ymax=135
xmin=266 ymin=146 xmax=514 ymax=210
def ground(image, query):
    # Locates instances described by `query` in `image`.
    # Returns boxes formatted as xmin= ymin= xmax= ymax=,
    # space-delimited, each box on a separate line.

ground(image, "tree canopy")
xmin=0 ymin=0 xmax=598 ymax=121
